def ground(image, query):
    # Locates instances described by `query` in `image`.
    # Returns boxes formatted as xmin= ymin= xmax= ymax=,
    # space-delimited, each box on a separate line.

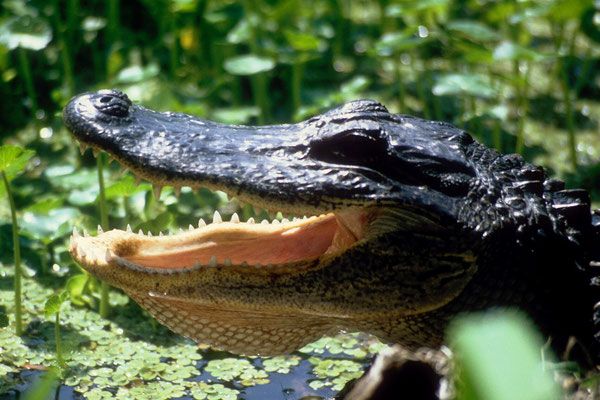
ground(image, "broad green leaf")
xmin=493 ymin=41 xmax=546 ymax=62
xmin=23 ymin=197 xmax=65 ymax=214
xmin=0 ymin=145 xmax=35 ymax=180
xmin=82 ymin=17 xmax=107 ymax=32
xmin=447 ymin=20 xmax=501 ymax=41
xmin=284 ymin=30 xmax=320 ymax=52
xmin=20 ymin=207 xmax=81 ymax=240
xmin=226 ymin=19 xmax=252 ymax=44
xmin=135 ymin=210 xmax=173 ymax=235
xmin=374 ymin=28 xmax=429 ymax=56
xmin=44 ymin=292 xmax=69 ymax=318
xmin=0 ymin=15 xmax=52 ymax=51
xmin=385 ymin=0 xmax=450 ymax=16
xmin=117 ymin=63 xmax=160 ymax=84
xmin=66 ymin=274 xmax=89 ymax=307
xmin=449 ymin=311 xmax=560 ymax=400
xmin=223 ymin=54 xmax=275 ymax=76
xmin=433 ymin=73 xmax=497 ymax=98
xmin=103 ymin=174 xmax=151 ymax=201
xmin=212 ymin=107 xmax=260 ymax=124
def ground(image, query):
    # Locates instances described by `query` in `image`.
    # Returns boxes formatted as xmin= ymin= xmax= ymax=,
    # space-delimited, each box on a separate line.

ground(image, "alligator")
xmin=63 ymin=89 xmax=600 ymax=360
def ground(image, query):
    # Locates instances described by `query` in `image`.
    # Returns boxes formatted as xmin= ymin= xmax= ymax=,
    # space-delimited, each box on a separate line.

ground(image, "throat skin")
xmin=64 ymin=89 xmax=599 ymax=358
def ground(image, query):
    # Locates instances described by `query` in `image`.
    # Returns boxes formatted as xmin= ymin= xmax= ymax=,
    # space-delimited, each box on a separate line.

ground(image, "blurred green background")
xmin=1 ymin=0 xmax=600 ymax=399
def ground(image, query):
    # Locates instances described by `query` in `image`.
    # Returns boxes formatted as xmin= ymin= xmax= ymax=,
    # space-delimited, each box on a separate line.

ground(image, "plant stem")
xmin=55 ymin=312 xmax=65 ymax=368
xmin=2 ymin=171 xmax=22 ymax=336
xmin=18 ymin=47 xmax=38 ymax=115
xmin=291 ymin=61 xmax=304 ymax=119
xmin=51 ymin=0 xmax=75 ymax=96
xmin=395 ymin=59 xmax=406 ymax=112
xmin=96 ymin=154 xmax=110 ymax=317
xmin=560 ymin=58 xmax=577 ymax=171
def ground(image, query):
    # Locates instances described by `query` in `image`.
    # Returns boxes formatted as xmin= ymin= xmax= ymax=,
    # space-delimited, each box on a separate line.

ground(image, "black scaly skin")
xmin=64 ymin=89 xmax=600 ymax=359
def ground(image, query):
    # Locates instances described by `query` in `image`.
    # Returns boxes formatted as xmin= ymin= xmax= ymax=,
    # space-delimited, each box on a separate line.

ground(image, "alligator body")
xmin=64 ymin=89 xmax=600 ymax=357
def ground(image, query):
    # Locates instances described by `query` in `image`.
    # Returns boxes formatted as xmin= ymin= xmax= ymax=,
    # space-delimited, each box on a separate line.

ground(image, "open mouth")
xmin=69 ymin=143 xmax=370 ymax=276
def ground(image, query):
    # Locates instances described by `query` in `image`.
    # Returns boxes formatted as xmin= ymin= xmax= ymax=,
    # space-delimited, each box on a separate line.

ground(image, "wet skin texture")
xmin=64 ymin=89 xmax=600 ymax=357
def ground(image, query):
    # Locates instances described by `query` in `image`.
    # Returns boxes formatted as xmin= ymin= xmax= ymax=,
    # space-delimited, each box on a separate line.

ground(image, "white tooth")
xmin=213 ymin=210 xmax=222 ymax=224
xmin=272 ymin=219 xmax=280 ymax=225
xmin=159 ymin=231 xmax=164 ymax=237
xmin=224 ymin=258 xmax=232 ymax=267
xmin=134 ymin=176 xmax=142 ymax=186
xmin=281 ymin=218 xmax=290 ymax=224
xmin=79 ymin=143 xmax=87 ymax=155
xmin=241 ymin=261 xmax=249 ymax=268
xmin=247 ymin=217 xmax=255 ymax=224
xmin=194 ymin=260 xmax=201 ymax=269
xmin=126 ymin=224 xmax=132 ymax=233
xmin=93 ymin=148 xmax=100 ymax=158
xmin=119 ymin=165 xmax=128 ymax=175
xmin=83 ymin=229 xmax=90 ymax=237
xmin=189 ymin=224 xmax=194 ymax=231
xmin=79 ymin=248 xmax=86 ymax=258
xmin=148 ymin=231 xmax=153 ymax=237
xmin=153 ymin=185 xmax=162 ymax=201
xmin=293 ymin=217 xmax=300 ymax=222
xmin=105 ymin=249 xmax=113 ymax=262
xmin=209 ymin=255 xmax=218 ymax=267
xmin=138 ymin=229 xmax=144 ymax=235
xmin=179 ymin=228 xmax=184 ymax=234
xmin=173 ymin=186 xmax=181 ymax=197
xmin=97 ymin=225 xmax=104 ymax=234
xmin=73 ymin=227 xmax=80 ymax=237
xmin=198 ymin=218 xmax=206 ymax=227
xmin=261 ymin=219 xmax=269 ymax=225
xmin=230 ymin=213 xmax=240 ymax=223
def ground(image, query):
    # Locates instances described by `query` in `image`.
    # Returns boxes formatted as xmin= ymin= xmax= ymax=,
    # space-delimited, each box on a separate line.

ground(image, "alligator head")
xmin=63 ymin=89 xmax=600 ymax=356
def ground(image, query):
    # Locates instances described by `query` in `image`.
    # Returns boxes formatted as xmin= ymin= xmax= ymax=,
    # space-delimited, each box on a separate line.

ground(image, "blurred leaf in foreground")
xmin=448 ymin=310 xmax=560 ymax=400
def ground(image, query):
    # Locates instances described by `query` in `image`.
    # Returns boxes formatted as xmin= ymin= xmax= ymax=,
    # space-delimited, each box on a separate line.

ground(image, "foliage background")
xmin=1 ymin=0 xmax=600 ymax=399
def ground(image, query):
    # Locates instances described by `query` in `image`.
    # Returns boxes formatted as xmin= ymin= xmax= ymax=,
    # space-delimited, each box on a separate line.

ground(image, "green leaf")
xmin=0 ymin=145 xmax=35 ymax=180
xmin=284 ymin=30 xmax=320 ymax=51
xmin=493 ymin=41 xmax=546 ymax=62
xmin=433 ymin=73 xmax=497 ymax=98
xmin=103 ymin=174 xmax=151 ymax=200
xmin=0 ymin=16 xmax=52 ymax=51
xmin=20 ymin=207 xmax=81 ymax=240
xmin=66 ymin=274 xmax=89 ymax=307
xmin=223 ymin=54 xmax=275 ymax=76
xmin=212 ymin=107 xmax=260 ymax=124
xmin=116 ymin=63 xmax=160 ymax=84
xmin=226 ymin=19 xmax=252 ymax=44
xmin=375 ymin=28 xmax=430 ymax=56
xmin=135 ymin=211 xmax=173 ymax=235
xmin=448 ymin=310 xmax=560 ymax=400
xmin=23 ymin=197 xmax=65 ymax=214
xmin=447 ymin=20 xmax=501 ymax=42
xmin=44 ymin=292 xmax=69 ymax=318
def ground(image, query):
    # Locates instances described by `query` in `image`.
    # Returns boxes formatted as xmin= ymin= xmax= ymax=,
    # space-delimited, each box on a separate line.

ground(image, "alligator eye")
xmin=92 ymin=90 xmax=131 ymax=118
xmin=309 ymin=130 xmax=388 ymax=167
